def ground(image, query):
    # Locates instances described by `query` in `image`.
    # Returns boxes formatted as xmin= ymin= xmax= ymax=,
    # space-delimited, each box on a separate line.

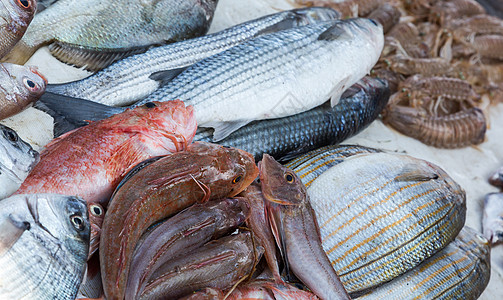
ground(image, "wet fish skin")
xmin=87 ymin=202 xmax=104 ymax=260
xmin=126 ymin=197 xmax=250 ymax=300
xmin=195 ymin=76 xmax=390 ymax=161
xmin=140 ymin=232 xmax=260 ymax=300
xmin=100 ymin=142 xmax=258 ymax=300
xmin=133 ymin=18 xmax=384 ymax=141
xmin=227 ymin=279 xmax=320 ymax=300
xmin=46 ymin=7 xmax=341 ymax=106
xmin=3 ymin=0 xmax=220 ymax=69
xmin=489 ymin=165 xmax=503 ymax=188
xmin=259 ymin=154 xmax=350 ymax=300
xmin=0 ymin=63 xmax=47 ymax=120
xmin=0 ymin=193 xmax=90 ymax=299
xmin=356 ymin=227 xmax=491 ymax=300
xmin=483 ymin=192 xmax=503 ymax=244
xmin=304 ymin=150 xmax=466 ymax=293
xmin=0 ymin=0 xmax=36 ymax=58
xmin=0 ymin=124 xmax=39 ymax=199
xmin=15 ymin=100 xmax=197 ymax=206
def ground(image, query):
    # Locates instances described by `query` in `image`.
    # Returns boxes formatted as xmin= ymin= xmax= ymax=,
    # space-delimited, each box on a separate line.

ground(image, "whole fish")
xmin=100 ymin=142 xmax=258 ymax=300
xmin=259 ymin=154 xmax=350 ymax=300
xmin=489 ymin=165 xmax=503 ymax=188
xmin=303 ymin=150 xmax=466 ymax=293
xmin=356 ymin=227 xmax=491 ymax=300
xmin=134 ymin=18 xmax=383 ymax=141
xmin=0 ymin=62 xmax=47 ymax=120
xmin=482 ymin=192 xmax=503 ymax=244
xmin=0 ymin=194 xmax=90 ymax=299
xmin=126 ymin=197 xmax=250 ymax=300
xmin=195 ymin=76 xmax=390 ymax=161
xmin=45 ymin=7 xmax=341 ymax=106
xmin=0 ymin=124 xmax=39 ymax=199
xmin=0 ymin=0 xmax=36 ymax=58
xmin=140 ymin=231 xmax=260 ymax=300
xmin=227 ymin=279 xmax=320 ymax=300
xmin=15 ymin=100 xmax=196 ymax=206
xmin=3 ymin=0 xmax=219 ymax=70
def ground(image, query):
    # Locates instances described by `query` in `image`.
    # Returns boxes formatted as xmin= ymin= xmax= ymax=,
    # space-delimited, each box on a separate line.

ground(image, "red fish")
xmin=15 ymin=100 xmax=196 ymax=206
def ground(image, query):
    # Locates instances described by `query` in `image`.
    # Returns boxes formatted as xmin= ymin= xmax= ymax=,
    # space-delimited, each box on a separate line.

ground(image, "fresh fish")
xmin=356 ymin=227 xmax=491 ymax=300
xmin=227 ymin=279 xmax=320 ymax=300
xmin=88 ymin=202 xmax=104 ymax=260
xmin=194 ymin=76 xmax=390 ymax=161
xmin=0 ymin=194 xmax=90 ymax=299
xmin=3 ymin=0 xmax=219 ymax=70
xmin=100 ymin=142 xmax=258 ymax=300
xmin=15 ymin=100 xmax=196 ymax=206
xmin=259 ymin=154 xmax=350 ymax=300
xmin=489 ymin=165 xmax=503 ymax=188
xmin=134 ymin=18 xmax=383 ymax=141
xmin=0 ymin=124 xmax=39 ymax=199
xmin=140 ymin=231 xmax=260 ymax=300
xmin=0 ymin=63 xmax=47 ymax=120
xmin=126 ymin=197 xmax=250 ymax=300
xmin=0 ymin=0 xmax=36 ymax=58
xmin=301 ymin=149 xmax=466 ymax=293
xmin=46 ymin=7 xmax=341 ymax=106
xmin=483 ymin=192 xmax=503 ymax=244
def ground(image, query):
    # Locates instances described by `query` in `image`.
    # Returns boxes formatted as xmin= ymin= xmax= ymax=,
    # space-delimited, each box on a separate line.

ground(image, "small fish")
xmin=194 ymin=76 xmax=390 ymax=161
xmin=483 ymin=192 xmax=503 ymax=244
xmin=126 ymin=197 xmax=250 ymax=300
xmin=3 ymin=0 xmax=219 ymax=70
xmin=0 ymin=0 xmax=36 ymax=58
xmin=15 ymin=100 xmax=197 ymax=206
xmin=356 ymin=227 xmax=491 ymax=300
xmin=0 ymin=124 xmax=39 ymax=199
xmin=45 ymin=7 xmax=341 ymax=106
xmin=259 ymin=154 xmax=350 ymax=300
xmin=0 ymin=193 xmax=90 ymax=299
xmin=0 ymin=63 xmax=47 ymax=120
xmin=140 ymin=232 xmax=260 ymax=300
xmin=100 ymin=142 xmax=258 ymax=300
xmin=489 ymin=166 xmax=503 ymax=188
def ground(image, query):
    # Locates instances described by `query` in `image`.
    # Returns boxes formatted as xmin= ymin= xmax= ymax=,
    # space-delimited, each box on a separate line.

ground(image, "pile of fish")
xmin=0 ymin=0 xmax=498 ymax=299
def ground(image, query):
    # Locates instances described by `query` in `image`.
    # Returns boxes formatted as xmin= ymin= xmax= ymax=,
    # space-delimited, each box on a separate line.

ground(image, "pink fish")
xmin=15 ymin=100 xmax=196 ymax=206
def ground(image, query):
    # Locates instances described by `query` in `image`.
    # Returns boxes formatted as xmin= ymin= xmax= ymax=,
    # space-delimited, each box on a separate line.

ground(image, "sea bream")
xmin=45 ymin=7 xmax=341 ymax=106
xmin=0 ymin=194 xmax=90 ymax=299
xmin=0 ymin=0 xmax=36 ymax=59
xmin=0 ymin=124 xmax=39 ymax=199
xmin=2 ymin=0 xmax=219 ymax=70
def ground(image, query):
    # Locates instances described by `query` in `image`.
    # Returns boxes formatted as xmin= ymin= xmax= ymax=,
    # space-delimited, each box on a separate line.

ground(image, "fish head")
xmin=290 ymin=7 xmax=341 ymax=25
xmin=212 ymin=197 xmax=250 ymax=237
xmin=87 ymin=202 xmax=104 ymax=260
xmin=0 ymin=0 xmax=36 ymax=29
xmin=0 ymin=63 xmax=47 ymax=107
xmin=0 ymin=124 xmax=39 ymax=189
xmin=258 ymin=154 xmax=307 ymax=206
xmin=344 ymin=17 xmax=384 ymax=55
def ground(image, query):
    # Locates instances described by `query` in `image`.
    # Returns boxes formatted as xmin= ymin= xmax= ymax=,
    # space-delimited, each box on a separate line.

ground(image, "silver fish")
xmin=0 ymin=62 xmax=47 ymax=120
xmin=0 ymin=124 xmax=39 ymax=199
xmin=3 ymin=0 xmax=220 ymax=70
xmin=0 ymin=193 xmax=90 ymax=299
xmin=483 ymin=192 xmax=503 ymax=244
xmin=356 ymin=227 xmax=491 ymax=300
xmin=46 ymin=7 xmax=341 ymax=106
xmin=0 ymin=0 xmax=36 ymax=59
xmin=133 ymin=18 xmax=384 ymax=141
xmin=291 ymin=148 xmax=466 ymax=293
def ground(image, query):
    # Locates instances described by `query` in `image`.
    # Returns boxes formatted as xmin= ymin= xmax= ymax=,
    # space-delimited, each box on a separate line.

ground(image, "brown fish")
xmin=258 ymin=154 xmax=350 ymax=300
xmin=0 ymin=0 xmax=36 ymax=58
xmin=100 ymin=142 xmax=258 ymax=300
xmin=0 ymin=63 xmax=46 ymax=120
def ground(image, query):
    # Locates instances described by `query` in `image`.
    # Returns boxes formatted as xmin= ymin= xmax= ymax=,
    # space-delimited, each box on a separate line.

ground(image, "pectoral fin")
xmin=149 ymin=67 xmax=188 ymax=87
xmin=207 ymin=120 xmax=251 ymax=142
xmin=395 ymin=164 xmax=439 ymax=182
xmin=0 ymin=215 xmax=30 ymax=256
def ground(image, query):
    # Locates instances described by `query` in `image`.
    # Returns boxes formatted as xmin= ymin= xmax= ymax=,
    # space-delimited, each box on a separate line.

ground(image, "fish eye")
xmin=70 ymin=215 xmax=85 ymax=231
xmin=3 ymin=129 xmax=18 ymax=142
xmin=284 ymin=172 xmax=295 ymax=183
xmin=23 ymin=77 xmax=40 ymax=93
xmin=144 ymin=102 xmax=157 ymax=108
xmin=17 ymin=0 xmax=30 ymax=8
xmin=90 ymin=204 xmax=103 ymax=216
xmin=232 ymin=175 xmax=243 ymax=184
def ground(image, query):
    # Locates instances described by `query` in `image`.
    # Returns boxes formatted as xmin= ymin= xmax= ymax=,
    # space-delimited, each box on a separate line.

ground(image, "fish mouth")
xmin=258 ymin=155 xmax=295 ymax=206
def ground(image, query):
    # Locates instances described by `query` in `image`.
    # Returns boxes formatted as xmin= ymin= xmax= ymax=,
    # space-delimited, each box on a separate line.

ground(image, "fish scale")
xmin=286 ymin=148 xmax=466 ymax=293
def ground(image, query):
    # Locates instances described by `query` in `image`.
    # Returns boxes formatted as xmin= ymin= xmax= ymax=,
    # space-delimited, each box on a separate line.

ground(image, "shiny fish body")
xmin=303 ymin=151 xmax=466 ymax=293
xmin=3 ymin=0 xmax=219 ymax=68
xmin=0 ymin=194 xmax=90 ymax=299
xmin=0 ymin=62 xmax=47 ymax=120
xmin=356 ymin=227 xmax=491 ymax=300
xmin=0 ymin=124 xmax=39 ymax=199
xmin=0 ymin=0 xmax=36 ymax=58
xmin=483 ymin=192 xmax=503 ymax=244
xmin=134 ymin=18 xmax=384 ymax=141
xmin=46 ymin=7 xmax=341 ymax=106
xmin=195 ymin=77 xmax=389 ymax=161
